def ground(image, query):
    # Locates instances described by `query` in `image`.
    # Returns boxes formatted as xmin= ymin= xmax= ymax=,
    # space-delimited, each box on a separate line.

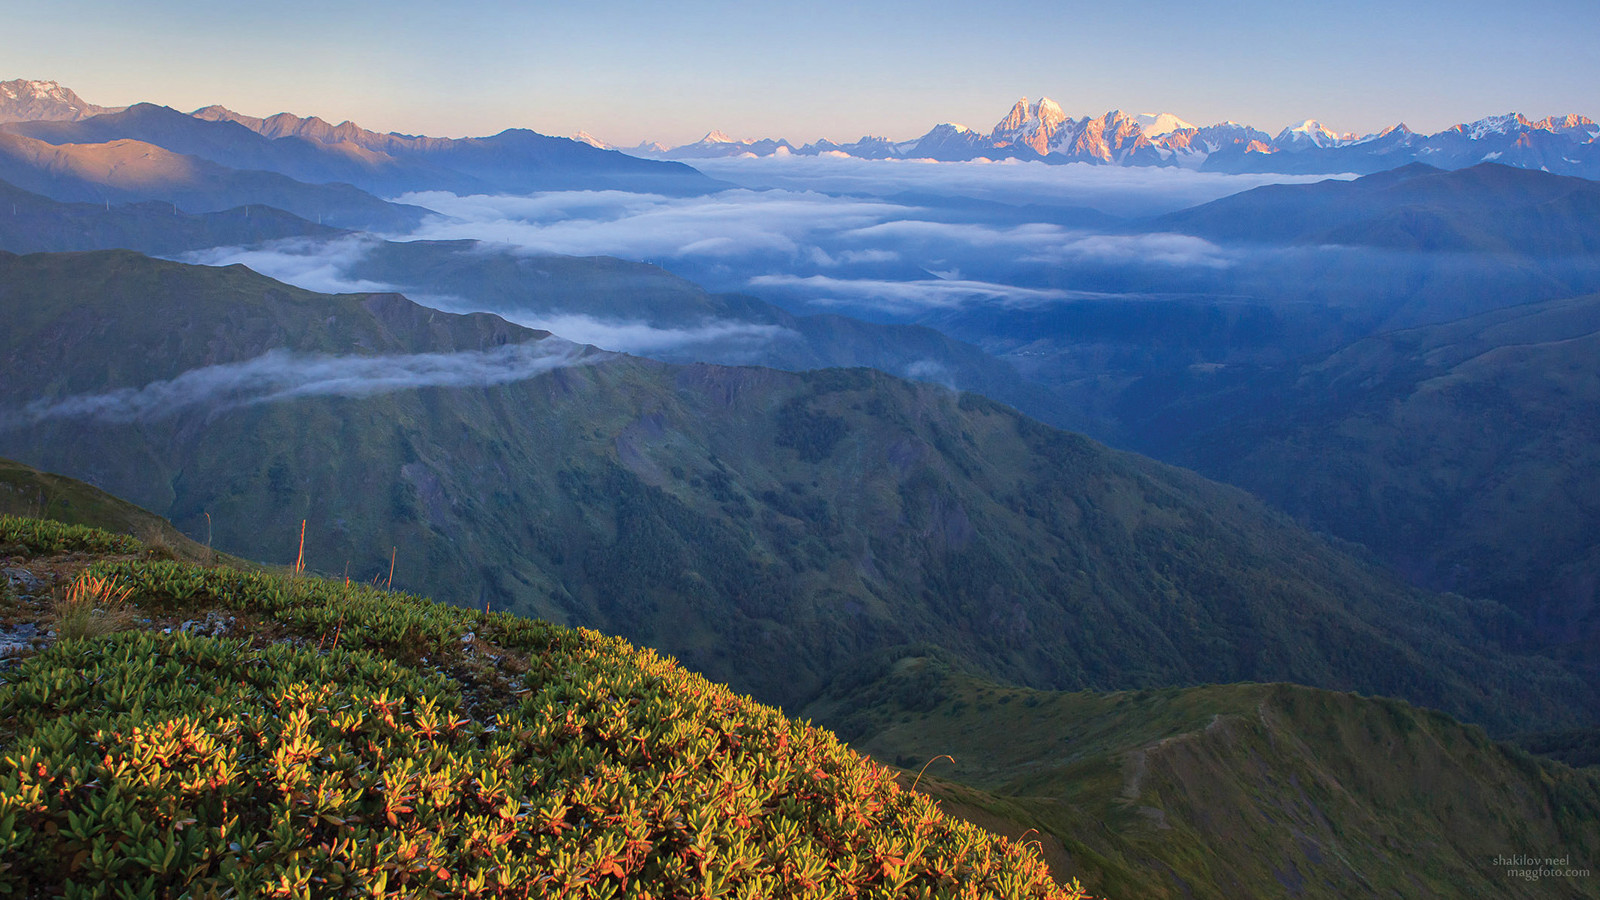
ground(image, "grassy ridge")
xmin=810 ymin=657 xmax=1600 ymax=899
xmin=0 ymin=459 xmax=212 ymax=562
xmin=0 ymin=516 xmax=1081 ymax=898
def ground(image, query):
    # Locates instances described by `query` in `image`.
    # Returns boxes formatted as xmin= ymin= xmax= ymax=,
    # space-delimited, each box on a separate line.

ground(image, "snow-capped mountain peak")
xmin=573 ymin=131 xmax=614 ymax=150
xmin=1456 ymin=113 xmax=1533 ymax=140
xmin=1274 ymin=119 xmax=1355 ymax=149
xmin=991 ymin=96 xmax=1071 ymax=154
xmin=598 ymin=91 xmax=1595 ymax=178
xmin=1530 ymin=114 xmax=1598 ymax=140
xmin=1 ymin=79 xmax=70 ymax=101
xmin=1136 ymin=112 xmax=1195 ymax=137
xmin=0 ymin=78 xmax=120 ymax=123
xmin=995 ymin=97 xmax=1032 ymax=133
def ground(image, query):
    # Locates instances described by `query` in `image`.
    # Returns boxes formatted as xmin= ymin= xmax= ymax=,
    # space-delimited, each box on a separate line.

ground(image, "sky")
xmin=6 ymin=0 xmax=1598 ymax=145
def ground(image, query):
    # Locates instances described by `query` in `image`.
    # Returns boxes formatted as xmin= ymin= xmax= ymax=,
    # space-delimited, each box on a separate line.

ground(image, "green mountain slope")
xmin=0 ymin=250 xmax=1590 ymax=734
xmin=810 ymin=656 xmax=1600 ymax=900
xmin=0 ymin=516 xmax=1077 ymax=898
xmin=1134 ymin=292 xmax=1600 ymax=668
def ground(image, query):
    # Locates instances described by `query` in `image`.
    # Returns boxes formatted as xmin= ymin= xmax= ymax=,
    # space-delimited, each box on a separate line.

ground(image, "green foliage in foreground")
xmin=0 ymin=513 xmax=142 ymax=556
xmin=0 ymin=519 xmax=1081 ymax=899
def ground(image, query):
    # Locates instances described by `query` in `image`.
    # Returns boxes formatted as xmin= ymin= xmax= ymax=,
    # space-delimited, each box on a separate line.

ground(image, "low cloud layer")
xmin=688 ymin=154 xmax=1346 ymax=217
xmin=181 ymin=235 xmax=397 ymax=295
xmin=173 ymin=162 xmax=1316 ymax=362
xmin=748 ymin=275 xmax=1077 ymax=314
xmin=397 ymin=188 xmax=911 ymax=262
xmin=17 ymin=342 xmax=601 ymax=425
xmin=836 ymin=220 xmax=1235 ymax=270
xmin=386 ymin=184 xmax=1247 ymax=307
xmin=436 ymin=306 xmax=798 ymax=358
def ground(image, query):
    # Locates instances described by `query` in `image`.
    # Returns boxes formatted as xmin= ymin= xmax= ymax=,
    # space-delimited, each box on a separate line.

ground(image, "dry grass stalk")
xmin=53 ymin=572 xmax=137 ymax=641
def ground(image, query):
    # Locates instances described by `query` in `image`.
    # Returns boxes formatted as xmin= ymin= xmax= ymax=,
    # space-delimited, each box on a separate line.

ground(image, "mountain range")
xmin=0 ymin=249 xmax=1590 ymax=737
xmin=615 ymin=94 xmax=1600 ymax=178
xmin=0 ymin=128 xmax=425 ymax=231
xmin=5 ymin=80 xmax=1595 ymax=184
xmin=1151 ymin=161 xmax=1600 ymax=256
xmin=0 ymin=94 xmax=721 ymax=199
xmin=0 ymin=80 xmax=723 ymax=229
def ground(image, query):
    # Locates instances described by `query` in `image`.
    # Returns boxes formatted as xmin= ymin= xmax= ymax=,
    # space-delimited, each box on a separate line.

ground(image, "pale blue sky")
xmin=6 ymin=0 xmax=1596 ymax=144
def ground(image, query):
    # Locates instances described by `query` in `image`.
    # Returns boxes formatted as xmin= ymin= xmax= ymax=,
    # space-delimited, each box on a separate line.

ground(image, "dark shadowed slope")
xmin=0 ymin=131 xmax=423 ymax=231
xmin=1155 ymin=163 xmax=1600 ymax=257
xmin=0 ymin=176 xmax=336 ymax=254
xmin=1134 ymin=292 xmax=1600 ymax=671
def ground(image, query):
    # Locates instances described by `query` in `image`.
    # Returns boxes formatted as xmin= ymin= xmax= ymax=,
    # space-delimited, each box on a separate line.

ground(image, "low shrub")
xmin=1 ymin=520 xmax=1085 ymax=899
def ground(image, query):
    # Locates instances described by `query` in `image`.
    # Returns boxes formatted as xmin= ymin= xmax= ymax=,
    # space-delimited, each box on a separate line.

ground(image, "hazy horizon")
xmin=7 ymin=0 xmax=1597 ymax=145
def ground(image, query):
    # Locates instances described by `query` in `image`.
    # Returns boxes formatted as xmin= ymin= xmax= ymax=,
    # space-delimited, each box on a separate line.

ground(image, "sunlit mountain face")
xmin=617 ymin=94 xmax=1600 ymax=178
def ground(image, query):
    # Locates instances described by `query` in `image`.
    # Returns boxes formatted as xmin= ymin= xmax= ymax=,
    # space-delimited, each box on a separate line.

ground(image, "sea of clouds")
xmin=176 ymin=157 xmax=1343 ymax=351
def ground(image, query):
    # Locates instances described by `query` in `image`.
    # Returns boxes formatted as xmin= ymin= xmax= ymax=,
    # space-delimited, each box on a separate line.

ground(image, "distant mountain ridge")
xmin=184 ymin=103 xmax=725 ymax=196
xmin=0 ymin=128 xmax=425 ymax=231
xmin=621 ymin=94 xmax=1600 ymax=178
xmin=0 ymin=79 xmax=121 ymax=123
xmin=0 ymin=88 xmax=724 ymax=198
xmin=1153 ymin=161 xmax=1600 ymax=256
xmin=0 ymin=175 xmax=336 ymax=253
xmin=9 ymin=80 xmax=1592 ymax=181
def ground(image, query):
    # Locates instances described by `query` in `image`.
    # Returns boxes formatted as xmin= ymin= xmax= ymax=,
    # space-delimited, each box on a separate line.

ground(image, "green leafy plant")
xmin=1 ymin=519 xmax=1089 ymax=899
xmin=0 ymin=514 xmax=143 ymax=556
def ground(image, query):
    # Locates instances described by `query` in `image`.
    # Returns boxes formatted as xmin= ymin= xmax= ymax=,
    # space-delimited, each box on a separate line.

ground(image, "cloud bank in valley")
xmin=687 ymin=154 xmax=1348 ymax=217
xmin=390 ymin=185 xmax=1244 ymax=302
xmin=181 ymin=236 xmax=399 ymax=296
xmin=747 ymin=275 xmax=1078 ymax=314
xmin=17 ymin=342 xmax=602 ymax=425
xmin=175 ymin=161 xmax=1307 ymax=359
xmin=396 ymin=188 xmax=915 ymax=261
xmin=428 ymin=305 xmax=800 ymax=361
